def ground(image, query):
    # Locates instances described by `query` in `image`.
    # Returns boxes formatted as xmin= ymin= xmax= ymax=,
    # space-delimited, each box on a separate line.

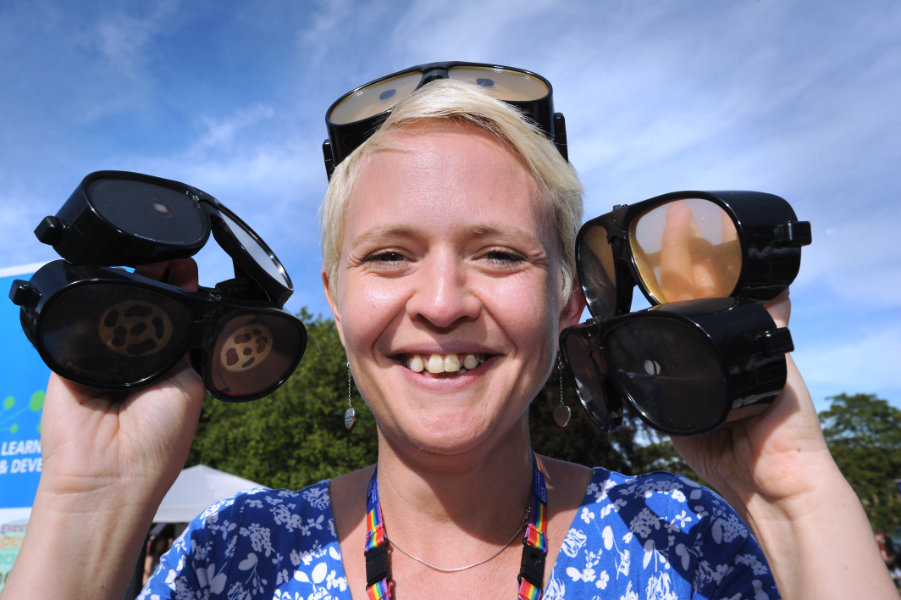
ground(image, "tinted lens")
xmin=328 ymin=71 xmax=424 ymax=126
xmin=631 ymin=198 xmax=741 ymax=304
xmin=207 ymin=312 xmax=305 ymax=399
xmin=560 ymin=327 xmax=619 ymax=431
xmin=39 ymin=283 xmax=192 ymax=387
xmin=215 ymin=206 xmax=291 ymax=287
xmin=447 ymin=66 xmax=548 ymax=101
xmin=604 ymin=314 xmax=728 ymax=434
xmin=88 ymin=178 xmax=207 ymax=246
xmin=578 ymin=224 xmax=618 ymax=317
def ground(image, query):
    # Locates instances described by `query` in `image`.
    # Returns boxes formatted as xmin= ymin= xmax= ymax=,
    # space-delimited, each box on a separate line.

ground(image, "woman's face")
xmin=324 ymin=121 xmax=583 ymax=458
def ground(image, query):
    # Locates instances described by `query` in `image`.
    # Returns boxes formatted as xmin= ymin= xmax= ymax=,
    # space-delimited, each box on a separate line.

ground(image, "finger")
xmin=165 ymin=258 xmax=199 ymax=291
xmin=133 ymin=261 xmax=171 ymax=281
xmin=659 ymin=201 xmax=697 ymax=301
xmin=764 ymin=289 xmax=791 ymax=328
xmin=133 ymin=259 xmax=199 ymax=291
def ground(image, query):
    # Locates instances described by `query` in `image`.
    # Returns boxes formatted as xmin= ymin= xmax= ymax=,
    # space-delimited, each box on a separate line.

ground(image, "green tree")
xmin=819 ymin=393 xmax=901 ymax=532
xmin=188 ymin=311 xmax=690 ymax=489
xmin=187 ymin=309 xmax=378 ymax=489
xmin=529 ymin=362 xmax=691 ymax=478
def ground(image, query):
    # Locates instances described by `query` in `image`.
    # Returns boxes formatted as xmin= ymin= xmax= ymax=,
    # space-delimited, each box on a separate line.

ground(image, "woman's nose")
xmin=407 ymin=255 xmax=480 ymax=329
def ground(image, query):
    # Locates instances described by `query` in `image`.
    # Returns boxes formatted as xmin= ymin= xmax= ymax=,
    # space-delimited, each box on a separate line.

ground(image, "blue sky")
xmin=1 ymin=1 xmax=899 ymax=411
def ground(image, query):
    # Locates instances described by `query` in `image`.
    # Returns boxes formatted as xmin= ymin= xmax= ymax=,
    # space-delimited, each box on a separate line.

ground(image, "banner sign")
xmin=0 ymin=264 xmax=50 ymax=510
xmin=0 ymin=507 xmax=29 ymax=589
xmin=0 ymin=264 xmax=49 ymax=591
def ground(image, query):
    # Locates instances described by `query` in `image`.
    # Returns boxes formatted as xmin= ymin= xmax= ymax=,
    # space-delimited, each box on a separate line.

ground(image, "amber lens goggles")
xmin=577 ymin=191 xmax=811 ymax=318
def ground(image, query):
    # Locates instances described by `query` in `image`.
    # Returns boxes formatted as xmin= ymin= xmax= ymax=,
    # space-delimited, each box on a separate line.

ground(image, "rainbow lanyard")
xmin=363 ymin=452 xmax=548 ymax=600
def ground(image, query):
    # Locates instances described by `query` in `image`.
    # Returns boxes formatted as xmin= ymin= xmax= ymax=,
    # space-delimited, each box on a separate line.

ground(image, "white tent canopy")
xmin=152 ymin=465 xmax=266 ymax=523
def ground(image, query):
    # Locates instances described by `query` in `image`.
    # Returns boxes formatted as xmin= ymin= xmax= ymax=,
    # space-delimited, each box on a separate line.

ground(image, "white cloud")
xmin=194 ymin=104 xmax=277 ymax=150
xmin=2 ymin=0 xmax=900 ymax=401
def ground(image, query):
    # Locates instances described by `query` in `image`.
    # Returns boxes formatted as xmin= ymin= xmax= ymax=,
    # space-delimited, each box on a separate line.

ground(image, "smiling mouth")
xmin=402 ymin=353 xmax=486 ymax=377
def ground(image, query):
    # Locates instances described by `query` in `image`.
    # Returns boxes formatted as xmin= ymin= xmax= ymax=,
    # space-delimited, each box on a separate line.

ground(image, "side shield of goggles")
xmin=577 ymin=191 xmax=812 ymax=318
xmin=10 ymin=261 xmax=306 ymax=402
xmin=322 ymin=61 xmax=568 ymax=178
xmin=560 ymin=298 xmax=793 ymax=436
xmin=33 ymin=170 xmax=293 ymax=306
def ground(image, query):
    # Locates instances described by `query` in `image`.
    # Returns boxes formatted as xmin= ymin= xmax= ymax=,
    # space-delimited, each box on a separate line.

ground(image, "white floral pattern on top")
xmin=140 ymin=468 xmax=779 ymax=599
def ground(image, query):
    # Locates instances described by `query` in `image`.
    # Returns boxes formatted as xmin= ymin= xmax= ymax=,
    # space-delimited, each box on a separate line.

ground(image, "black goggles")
xmin=322 ymin=61 xmax=567 ymax=178
xmin=34 ymin=170 xmax=293 ymax=306
xmin=560 ymin=297 xmax=793 ymax=436
xmin=9 ymin=261 xmax=306 ymax=401
xmin=577 ymin=191 xmax=812 ymax=318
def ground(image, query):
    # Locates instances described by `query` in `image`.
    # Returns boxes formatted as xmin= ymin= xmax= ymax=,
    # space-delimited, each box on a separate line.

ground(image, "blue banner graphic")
xmin=0 ymin=265 xmax=50 ymax=510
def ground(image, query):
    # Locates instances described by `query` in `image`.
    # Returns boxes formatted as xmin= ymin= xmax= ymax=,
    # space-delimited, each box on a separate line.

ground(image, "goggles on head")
xmin=33 ymin=170 xmax=293 ymax=306
xmin=560 ymin=297 xmax=793 ymax=436
xmin=577 ymin=190 xmax=812 ymax=318
xmin=10 ymin=170 xmax=306 ymax=401
xmin=322 ymin=61 xmax=568 ymax=178
xmin=10 ymin=261 xmax=305 ymax=401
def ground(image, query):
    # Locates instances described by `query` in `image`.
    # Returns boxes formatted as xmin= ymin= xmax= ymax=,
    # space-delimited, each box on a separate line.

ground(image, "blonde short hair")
xmin=320 ymin=79 xmax=583 ymax=302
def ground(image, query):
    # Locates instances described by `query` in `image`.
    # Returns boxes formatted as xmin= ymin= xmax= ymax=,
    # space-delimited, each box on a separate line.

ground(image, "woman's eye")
xmin=484 ymin=250 xmax=526 ymax=264
xmin=361 ymin=251 xmax=406 ymax=264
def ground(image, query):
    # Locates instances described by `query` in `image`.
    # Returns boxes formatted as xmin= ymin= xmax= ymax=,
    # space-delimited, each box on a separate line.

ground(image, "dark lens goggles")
xmin=9 ymin=261 xmax=306 ymax=401
xmin=560 ymin=298 xmax=793 ymax=436
xmin=34 ymin=170 xmax=293 ymax=306
xmin=577 ymin=191 xmax=812 ymax=318
xmin=322 ymin=61 xmax=568 ymax=178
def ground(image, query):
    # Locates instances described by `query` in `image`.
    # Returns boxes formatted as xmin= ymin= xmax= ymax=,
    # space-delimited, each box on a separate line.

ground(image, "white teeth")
xmin=427 ymin=354 xmax=444 ymax=374
xmin=405 ymin=353 xmax=483 ymax=375
xmin=444 ymin=354 xmax=461 ymax=373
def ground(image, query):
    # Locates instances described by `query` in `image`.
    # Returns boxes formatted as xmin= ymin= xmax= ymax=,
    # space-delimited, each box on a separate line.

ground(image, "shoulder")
xmin=141 ymin=479 xmax=346 ymax=599
xmin=579 ymin=468 xmax=753 ymax=546
xmin=193 ymin=479 xmax=334 ymax=531
xmin=198 ymin=479 xmax=338 ymax=550
xmin=545 ymin=468 xmax=779 ymax=599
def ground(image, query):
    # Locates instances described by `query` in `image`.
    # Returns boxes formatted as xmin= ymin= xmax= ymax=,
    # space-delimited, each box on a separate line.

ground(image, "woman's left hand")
xmin=670 ymin=291 xmax=831 ymax=507
xmin=671 ymin=291 xmax=897 ymax=598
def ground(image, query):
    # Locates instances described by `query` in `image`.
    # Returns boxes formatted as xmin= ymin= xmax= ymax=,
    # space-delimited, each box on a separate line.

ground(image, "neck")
xmin=374 ymin=423 xmax=534 ymax=549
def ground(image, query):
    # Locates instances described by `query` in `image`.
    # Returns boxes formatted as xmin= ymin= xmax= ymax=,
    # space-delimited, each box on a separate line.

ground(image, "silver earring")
xmin=553 ymin=355 xmax=571 ymax=428
xmin=344 ymin=361 xmax=356 ymax=430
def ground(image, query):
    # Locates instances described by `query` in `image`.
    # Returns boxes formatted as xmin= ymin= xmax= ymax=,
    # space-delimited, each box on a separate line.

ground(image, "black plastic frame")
xmin=10 ymin=260 xmax=307 ymax=402
xmin=559 ymin=298 xmax=793 ymax=436
xmin=34 ymin=170 xmax=294 ymax=306
xmin=577 ymin=190 xmax=812 ymax=318
xmin=322 ymin=60 xmax=568 ymax=178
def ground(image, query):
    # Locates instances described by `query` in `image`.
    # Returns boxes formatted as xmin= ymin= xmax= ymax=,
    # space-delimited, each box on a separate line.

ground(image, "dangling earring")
xmin=553 ymin=355 xmax=571 ymax=428
xmin=344 ymin=361 xmax=356 ymax=430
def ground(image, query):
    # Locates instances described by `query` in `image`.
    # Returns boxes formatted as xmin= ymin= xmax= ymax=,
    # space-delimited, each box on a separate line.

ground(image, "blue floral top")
xmin=139 ymin=468 xmax=779 ymax=599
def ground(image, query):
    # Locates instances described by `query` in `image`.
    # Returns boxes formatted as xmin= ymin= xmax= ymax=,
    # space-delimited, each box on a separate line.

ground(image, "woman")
xmin=2 ymin=72 xmax=895 ymax=600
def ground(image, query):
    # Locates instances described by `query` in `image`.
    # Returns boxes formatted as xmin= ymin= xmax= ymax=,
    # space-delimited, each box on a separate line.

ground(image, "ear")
xmin=558 ymin=280 xmax=586 ymax=334
xmin=322 ymin=269 xmax=346 ymax=347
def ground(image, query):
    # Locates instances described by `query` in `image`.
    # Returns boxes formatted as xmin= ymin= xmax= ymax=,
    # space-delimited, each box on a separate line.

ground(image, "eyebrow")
xmin=349 ymin=223 xmax=545 ymax=247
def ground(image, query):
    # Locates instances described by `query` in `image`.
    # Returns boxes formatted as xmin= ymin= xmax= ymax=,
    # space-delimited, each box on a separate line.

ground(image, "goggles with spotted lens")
xmin=322 ymin=61 xmax=567 ymax=178
xmin=9 ymin=261 xmax=306 ymax=401
xmin=559 ymin=298 xmax=793 ymax=436
xmin=577 ymin=191 xmax=811 ymax=318
xmin=33 ymin=170 xmax=293 ymax=306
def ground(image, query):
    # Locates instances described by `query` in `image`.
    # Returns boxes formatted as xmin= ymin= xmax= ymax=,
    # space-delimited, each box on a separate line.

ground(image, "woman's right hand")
xmin=37 ymin=258 xmax=205 ymax=507
xmin=1 ymin=258 xmax=206 ymax=600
